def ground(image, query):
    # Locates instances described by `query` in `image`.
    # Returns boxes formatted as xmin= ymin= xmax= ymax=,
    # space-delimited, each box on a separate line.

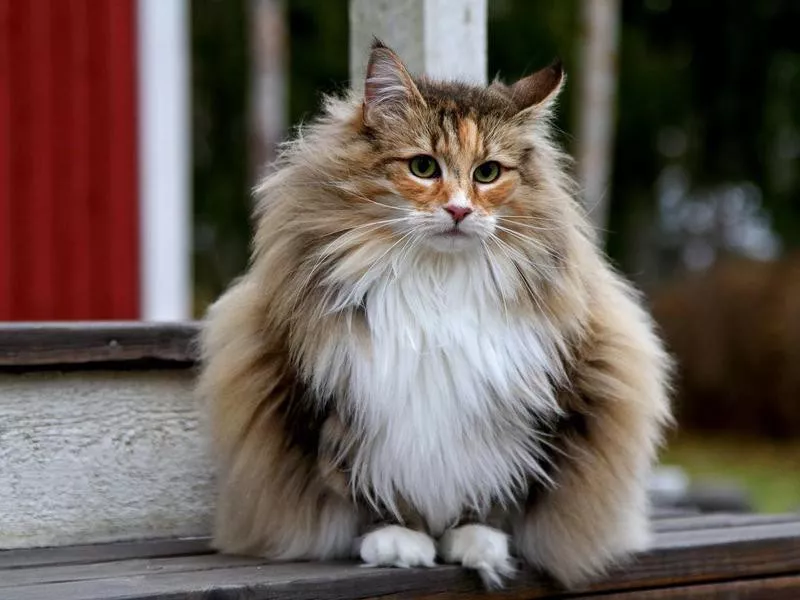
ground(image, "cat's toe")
xmin=439 ymin=524 xmax=515 ymax=589
xmin=359 ymin=525 xmax=437 ymax=568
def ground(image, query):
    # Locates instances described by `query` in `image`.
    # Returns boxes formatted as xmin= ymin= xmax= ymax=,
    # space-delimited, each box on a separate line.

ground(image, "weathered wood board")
xmin=2 ymin=514 xmax=800 ymax=599
xmin=0 ymin=369 xmax=214 ymax=548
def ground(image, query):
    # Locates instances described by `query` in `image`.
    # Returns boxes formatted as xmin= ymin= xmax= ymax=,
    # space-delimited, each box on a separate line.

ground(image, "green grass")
xmin=662 ymin=434 xmax=800 ymax=513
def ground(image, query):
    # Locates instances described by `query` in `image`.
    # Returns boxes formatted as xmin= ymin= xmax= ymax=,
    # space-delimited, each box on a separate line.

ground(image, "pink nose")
xmin=444 ymin=205 xmax=473 ymax=224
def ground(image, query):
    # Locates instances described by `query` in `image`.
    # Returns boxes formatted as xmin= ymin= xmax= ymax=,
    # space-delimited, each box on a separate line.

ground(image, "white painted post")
xmin=137 ymin=0 xmax=191 ymax=321
xmin=575 ymin=0 xmax=621 ymax=236
xmin=349 ymin=0 xmax=487 ymax=89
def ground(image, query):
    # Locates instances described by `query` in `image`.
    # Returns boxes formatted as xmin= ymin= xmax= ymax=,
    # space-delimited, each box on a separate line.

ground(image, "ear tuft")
xmin=363 ymin=41 xmax=424 ymax=124
xmin=509 ymin=59 xmax=565 ymax=112
xmin=370 ymin=36 xmax=388 ymax=51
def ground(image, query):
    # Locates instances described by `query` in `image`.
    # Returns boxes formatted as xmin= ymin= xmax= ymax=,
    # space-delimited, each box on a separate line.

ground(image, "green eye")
xmin=409 ymin=155 xmax=440 ymax=178
xmin=473 ymin=161 xmax=501 ymax=184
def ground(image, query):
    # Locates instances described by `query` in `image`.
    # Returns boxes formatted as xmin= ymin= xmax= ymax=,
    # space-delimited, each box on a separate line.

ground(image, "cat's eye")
xmin=473 ymin=161 xmax=501 ymax=184
xmin=409 ymin=155 xmax=440 ymax=179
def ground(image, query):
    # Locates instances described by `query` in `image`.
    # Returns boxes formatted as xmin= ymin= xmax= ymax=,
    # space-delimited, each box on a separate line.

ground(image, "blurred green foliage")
xmin=664 ymin=434 xmax=800 ymax=513
xmin=191 ymin=0 xmax=800 ymax=305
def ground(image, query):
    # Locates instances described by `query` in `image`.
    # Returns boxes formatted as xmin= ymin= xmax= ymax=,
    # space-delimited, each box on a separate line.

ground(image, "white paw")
xmin=359 ymin=525 xmax=437 ymax=569
xmin=440 ymin=524 xmax=515 ymax=589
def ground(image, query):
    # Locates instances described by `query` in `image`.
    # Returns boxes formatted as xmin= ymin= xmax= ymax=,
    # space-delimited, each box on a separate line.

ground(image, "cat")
xmin=197 ymin=40 xmax=672 ymax=589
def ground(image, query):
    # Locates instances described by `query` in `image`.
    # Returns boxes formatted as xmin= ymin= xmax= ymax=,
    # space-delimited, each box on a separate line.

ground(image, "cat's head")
xmin=352 ymin=39 xmax=567 ymax=254
xmin=257 ymin=40 xmax=584 ymax=306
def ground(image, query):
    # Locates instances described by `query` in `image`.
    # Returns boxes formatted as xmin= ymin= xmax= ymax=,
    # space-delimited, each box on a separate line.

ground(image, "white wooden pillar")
xmin=137 ymin=0 xmax=191 ymax=321
xmin=349 ymin=0 xmax=487 ymax=89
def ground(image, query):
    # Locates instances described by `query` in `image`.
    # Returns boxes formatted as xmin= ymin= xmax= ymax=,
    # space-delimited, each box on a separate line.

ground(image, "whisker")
xmin=495 ymin=214 xmax=569 ymax=224
xmin=495 ymin=217 xmax=567 ymax=232
xmin=321 ymin=216 xmax=416 ymax=241
xmin=332 ymin=229 xmax=418 ymax=311
xmin=296 ymin=218 xmax=416 ymax=304
xmin=292 ymin=179 xmax=416 ymax=214
xmin=392 ymin=231 xmax=422 ymax=279
xmin=484 ymin=234 xmax=560 ymax=288
xmin=481 ymin=240 xmax=511 ymax=327
xmin=493 ymin=225 xmax=567 ymax=267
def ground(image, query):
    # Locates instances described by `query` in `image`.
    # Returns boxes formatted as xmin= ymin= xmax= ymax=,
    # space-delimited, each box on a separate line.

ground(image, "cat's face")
xmin=357 ymin=41 xmax=564 ymax=254
xmin=375 ymin=108 xmax=524 ymax=253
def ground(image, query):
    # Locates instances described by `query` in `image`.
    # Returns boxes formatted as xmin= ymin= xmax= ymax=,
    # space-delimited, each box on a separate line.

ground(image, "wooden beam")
xmin=0 ymin=369 xmax=212 ymax=549
xmin=349 ymin=0 xmax=487 ymax=89
xmin=0 ymin=322 xmax=199 ymax=368
xmin=3 ymin=517 xmax=800 ymax=599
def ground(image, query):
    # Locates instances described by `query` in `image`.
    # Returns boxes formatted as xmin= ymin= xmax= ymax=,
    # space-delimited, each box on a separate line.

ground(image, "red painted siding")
xmin=0 ymin=0 xmax=139 ymax=321
xmin=0 ymin=0 xmax=10 ymax=319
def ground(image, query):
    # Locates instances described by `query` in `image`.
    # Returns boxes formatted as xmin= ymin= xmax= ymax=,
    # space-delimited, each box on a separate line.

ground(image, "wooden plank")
xmin=0 ymin=322 xmax=199 ymax=368
xmin=0 ymin=538 xmax=211 ymax=570
xmin=3 ymin=520 xmax=800 ymax=600
xmin=598 ymin=521 xmax=800 ymax=592
xmin=587 ymin=575 xmax=800 ymax=599
xmin=0 ymin=370 xmax=213 ymax=549
xmin=0 ymin=554 xmax=265 ymax=588
xmin=3 ymin=513 xmax=789 ymax=571
xmin=650 ymin=507 xmax=700 ymax=519
xmin=0 ymin=562 xmax=478 ymax=600
xmin=653 ymin=512 xmax=800 ymax=533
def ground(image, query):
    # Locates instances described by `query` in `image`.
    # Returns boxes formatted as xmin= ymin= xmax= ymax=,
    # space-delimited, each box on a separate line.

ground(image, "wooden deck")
xmin=2 ymin=512 xmax=800 ymax=599
xmin=2 ymin=323 xmax=799 ymax=598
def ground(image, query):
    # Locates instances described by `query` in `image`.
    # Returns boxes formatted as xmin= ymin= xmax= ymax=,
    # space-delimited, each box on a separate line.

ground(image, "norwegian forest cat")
xmin=198 ymin=41 xmax=672 ymax=589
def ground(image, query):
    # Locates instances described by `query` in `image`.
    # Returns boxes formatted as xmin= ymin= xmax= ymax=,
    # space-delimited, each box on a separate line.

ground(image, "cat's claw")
xmin=359 ymin=525 xmax=437 ymax=568
xmin=439 ymin=524 xmax=516 ymax=589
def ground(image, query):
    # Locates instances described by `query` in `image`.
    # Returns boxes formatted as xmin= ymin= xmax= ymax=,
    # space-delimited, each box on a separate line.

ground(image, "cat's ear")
xmin=362 ymin=39 xmax=425 ymax=125
xmin=508 ymin=59 xmax=565 ymax=114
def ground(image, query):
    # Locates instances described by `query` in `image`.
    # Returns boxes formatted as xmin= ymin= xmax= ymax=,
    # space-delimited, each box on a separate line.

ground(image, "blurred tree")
xmin=610 ymin=0 xmax=800 ymax=282
xmin=192 ymin=0 xmax=250 ymax=308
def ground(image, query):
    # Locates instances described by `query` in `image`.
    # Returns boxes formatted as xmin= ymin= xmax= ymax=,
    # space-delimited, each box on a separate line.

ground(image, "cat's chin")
xmin=423 ymin=231 xmax=482 ymax=254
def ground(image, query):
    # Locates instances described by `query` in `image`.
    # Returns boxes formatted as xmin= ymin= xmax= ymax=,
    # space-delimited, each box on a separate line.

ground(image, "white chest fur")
xmin=315 ymin=251 xmax=565 ymax=533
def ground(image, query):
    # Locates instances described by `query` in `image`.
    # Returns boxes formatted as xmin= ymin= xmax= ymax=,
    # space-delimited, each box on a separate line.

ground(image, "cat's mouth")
xmin=439 ymin=228 xmax=466 ymax=237
xmin=424 ymin=225 xmax=480 ymax=253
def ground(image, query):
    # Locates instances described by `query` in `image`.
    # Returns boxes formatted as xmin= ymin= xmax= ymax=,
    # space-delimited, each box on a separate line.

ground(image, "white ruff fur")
xmin=309 ymin=244 xmax=568 ymax=534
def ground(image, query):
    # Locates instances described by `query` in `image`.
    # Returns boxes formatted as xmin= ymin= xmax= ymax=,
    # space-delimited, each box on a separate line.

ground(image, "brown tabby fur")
xmin=198 ymin=41 xmax=672 ymax=588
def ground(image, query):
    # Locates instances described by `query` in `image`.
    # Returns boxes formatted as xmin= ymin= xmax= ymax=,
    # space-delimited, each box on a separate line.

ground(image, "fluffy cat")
xmin=198 ymin=40 xmax=672 ymax=589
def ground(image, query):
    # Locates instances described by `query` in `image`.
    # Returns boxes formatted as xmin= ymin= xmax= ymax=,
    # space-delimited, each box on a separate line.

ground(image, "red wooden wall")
xmin=0 ymin=0 xmax=139 ymax=321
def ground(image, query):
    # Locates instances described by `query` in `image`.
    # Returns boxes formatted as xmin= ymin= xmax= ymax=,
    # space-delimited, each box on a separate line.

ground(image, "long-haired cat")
xmin=198 ymin=40 xmax=672 ymax=589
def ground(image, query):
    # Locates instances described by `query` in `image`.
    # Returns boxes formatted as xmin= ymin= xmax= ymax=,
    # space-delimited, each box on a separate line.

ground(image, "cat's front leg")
xmin=358 ymin=525 xmax=437 ymax=568
xmin=439 ymin=524 xmax=516 ymax=589
xmin=513 ymin=307 xmax=671 ymax=588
